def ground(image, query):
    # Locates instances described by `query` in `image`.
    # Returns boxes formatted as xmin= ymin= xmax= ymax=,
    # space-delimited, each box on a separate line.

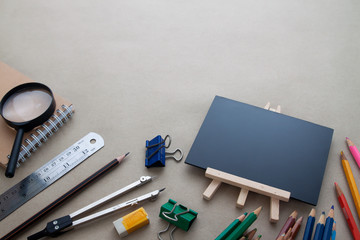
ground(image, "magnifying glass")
xmin=0 ymin=82 xmax=56 ymax=178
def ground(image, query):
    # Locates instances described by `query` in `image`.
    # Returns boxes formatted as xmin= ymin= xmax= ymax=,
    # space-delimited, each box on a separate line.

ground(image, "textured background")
xmin=0 ymin=0 xmax=359 ymax=239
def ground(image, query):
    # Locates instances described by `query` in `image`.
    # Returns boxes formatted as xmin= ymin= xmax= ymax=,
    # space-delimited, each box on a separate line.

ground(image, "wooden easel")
xmin=202 ymin=102 xmax=291 ymax=223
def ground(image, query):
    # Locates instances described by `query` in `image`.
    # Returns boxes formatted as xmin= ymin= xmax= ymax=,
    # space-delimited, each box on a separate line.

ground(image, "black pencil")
xmin=0 ymin=153 xmax=129 ymax=240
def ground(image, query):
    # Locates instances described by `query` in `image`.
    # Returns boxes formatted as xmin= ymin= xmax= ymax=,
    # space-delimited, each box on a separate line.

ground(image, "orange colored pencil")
xmin=341 ymin=151 xmax=360 ymax=218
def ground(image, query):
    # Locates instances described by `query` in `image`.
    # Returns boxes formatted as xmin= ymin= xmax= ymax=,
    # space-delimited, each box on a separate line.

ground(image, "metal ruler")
xmin=0 ymin=132 xmax=104 ymax=221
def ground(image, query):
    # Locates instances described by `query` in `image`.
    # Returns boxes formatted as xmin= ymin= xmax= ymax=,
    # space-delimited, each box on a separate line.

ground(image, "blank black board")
xmin=185 ymin=96 xmax=334 ymax=205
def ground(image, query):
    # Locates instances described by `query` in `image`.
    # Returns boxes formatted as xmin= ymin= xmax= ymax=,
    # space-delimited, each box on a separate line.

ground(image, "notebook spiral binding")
xmin=7 ymin=104 xmax=75 ymax=167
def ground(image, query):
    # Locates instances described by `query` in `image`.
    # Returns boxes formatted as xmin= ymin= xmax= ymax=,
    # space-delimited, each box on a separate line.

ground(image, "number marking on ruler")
xmin=0 ymin=132 xmax=104 ymax=221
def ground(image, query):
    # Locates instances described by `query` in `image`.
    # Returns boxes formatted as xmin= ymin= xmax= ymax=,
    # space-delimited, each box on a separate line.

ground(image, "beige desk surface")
xmin=0 ymin=0 xmax=360 ymax=239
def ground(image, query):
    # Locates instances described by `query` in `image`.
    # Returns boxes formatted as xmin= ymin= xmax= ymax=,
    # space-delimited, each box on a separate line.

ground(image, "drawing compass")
xmin=27 ymin=175 xmax=164 ymax=239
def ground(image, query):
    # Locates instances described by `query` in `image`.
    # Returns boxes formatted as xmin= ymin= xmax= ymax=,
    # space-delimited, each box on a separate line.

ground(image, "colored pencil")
xmin=225 ymin=206 xmax=262 ymax=240
xmin=289 ymin=216 xmax=303 ymax=240
xmin=322 ymin=206 xmax=334 ymax=240
xmin=277 ymin=234 xmax=285 ymax=240
xmin=244 ymin=228 xmax=257 ymax=240
xmin=302 ymin=208 xmax=316 ymax=240
xmin=335 ymin=182 xmax=360 ymax=240
xmin=215 ymin=213 xmax=248 ymax=240
xmin=346 ymin=137 xmax=360 ymax=169
xmin=0 ymin=153 xmax=130 ymax=240
xmin=276 ymin=210 xmax=298 ymax=239
xmin=331 ymin=222 xmax=336 ymax=240
xmin=254 ymin=235 xmax=262 ymax=240
xmin=341 ymin=151 xmax=360 ymax=218
xmin=284 ymin=227 xmax=292 ymax=239
xmin=313 ymin=212 xmax=325 ymax=240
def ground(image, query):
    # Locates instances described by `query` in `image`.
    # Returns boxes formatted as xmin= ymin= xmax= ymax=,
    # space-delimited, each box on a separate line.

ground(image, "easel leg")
xmin=270 ymin=198 xmax=280 ymax=223
xmin=203 ymin=179 xmax=222 ymax=200
xmin=236 ymin=189 xmax=249 ymax=208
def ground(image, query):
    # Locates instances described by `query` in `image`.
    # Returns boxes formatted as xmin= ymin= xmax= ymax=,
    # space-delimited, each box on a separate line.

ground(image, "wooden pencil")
xmin=331 ymin=222 xmax=336 ymax=240
xmin=225 ymin=206 xmax=262 ymax=240
xmin=346 ymin=137 xmax=360 ymax=169
xmin=313 ymin=212 xmax=325 ymax=240
xmin=322 ymin=206 xmax=334 ymax=240
xmin=276 ymin=210 xmax=297 ymax=239
xmin=254 ymin=235 xmax=262 ymax=240
xmin=303 ymin=208 xmax=316 ymax=240
xmin=1 ymin=153 xmax=129 ymax=240
xmin=341 ymin=151 xmax=360 ymax=219
xmin=215 ymin=213 xmax=248 ymax=240
xmin=284 ymin=227 xmax=292 ymax=239
xmin=244 ymin=228 xmax=257 ymax=240
xmin=276 ymin=234 xmax=285 ymax=240
xmin=335 ymin=182 xmax=360 ymax=240
xmin=289 ymin=216 xmax=303 ymax=239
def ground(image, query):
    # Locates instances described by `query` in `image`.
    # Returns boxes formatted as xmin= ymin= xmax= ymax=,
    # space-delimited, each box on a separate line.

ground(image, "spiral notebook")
xmin=0 ymin=61 xmax=75 ymax=168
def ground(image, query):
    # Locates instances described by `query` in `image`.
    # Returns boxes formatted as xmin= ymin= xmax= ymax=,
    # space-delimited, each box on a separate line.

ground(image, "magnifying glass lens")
xmin=2 ymin=89 xmax=53 ymax=123
xmin=0 ymin=82 xmax=56 ymax=178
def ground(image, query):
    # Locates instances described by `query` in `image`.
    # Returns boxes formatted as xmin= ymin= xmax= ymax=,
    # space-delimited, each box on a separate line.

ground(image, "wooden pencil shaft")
xmin=347 ymin=138 xmax=360 ymax=168
xmin=313 ymin=224 xmax=325 ymax=240
xmin=244 ymin=228 xmax=257 ymax=239
xmin=0 ymin=158 xmax=120 ymax=240
xmin=225 ymin=209 xmax=260 ymax=240
xmin=313 ymin=213 xmax=325 ymax=240
xmin=276 ymin=211 xmax=297 ymax=239
xmin=215 ymin=219 xmax=240 ymax=240
xmin=215 ymin=214 xmax=247 ymax=240
xmin=322 ymin=215 xmax=334 ymax=240
xmin=342 ymin=158 xmax=360 ymax=218
xmin=335 ymin=183 xmax=360 ymax=240
xmin=289 ymin=216 xmax=302 ymax=240
xmin=284 ymin=227 xmax=292 ymax=239
xmin=302 ymin=216 xmax=315 ymax=240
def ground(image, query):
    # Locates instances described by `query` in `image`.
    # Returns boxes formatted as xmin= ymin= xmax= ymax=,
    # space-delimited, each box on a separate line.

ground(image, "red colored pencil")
xmin=334 ymin=182 xmax=360 ymax=240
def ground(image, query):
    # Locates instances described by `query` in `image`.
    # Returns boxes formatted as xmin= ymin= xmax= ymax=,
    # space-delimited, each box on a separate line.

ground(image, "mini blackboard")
xmin=185 ymin=96 xmax=334 ymax=205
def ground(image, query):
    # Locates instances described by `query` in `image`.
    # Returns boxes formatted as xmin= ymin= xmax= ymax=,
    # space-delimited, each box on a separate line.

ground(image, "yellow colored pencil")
xmin=341 ymin=151 xmax=360 ymax=218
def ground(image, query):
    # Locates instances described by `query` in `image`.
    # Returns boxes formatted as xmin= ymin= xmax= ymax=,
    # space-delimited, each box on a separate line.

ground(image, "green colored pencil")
xmin=254 ymin=234 xmax=262 ymax=240
xmin=215 ymin=212 xmax=248 ymax=240
xmin=225 ymin=206 xmax=262 ymax=240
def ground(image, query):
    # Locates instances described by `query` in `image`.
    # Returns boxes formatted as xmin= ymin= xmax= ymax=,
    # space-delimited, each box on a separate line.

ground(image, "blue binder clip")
xmin=145 ymin=135 xmax=183 ymax=168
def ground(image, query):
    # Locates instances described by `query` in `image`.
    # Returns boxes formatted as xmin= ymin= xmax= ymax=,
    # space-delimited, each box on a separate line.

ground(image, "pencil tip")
xmin=346 ymin=137 xmax=349 ymax=140
xmin=254 ymin=206 xmax=263 ymax=215
xmin=116 ymin=152 xmax=130 ymax=162
xmin=331 ymin=205 xmax=334 ymax=209
xmin=334 ymin=182 xmax=338 ymax=186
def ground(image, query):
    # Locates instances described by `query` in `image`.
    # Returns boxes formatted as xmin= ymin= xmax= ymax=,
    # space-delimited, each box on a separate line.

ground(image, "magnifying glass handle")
xmin=6 ymin=128 xmax=25 ymax=178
